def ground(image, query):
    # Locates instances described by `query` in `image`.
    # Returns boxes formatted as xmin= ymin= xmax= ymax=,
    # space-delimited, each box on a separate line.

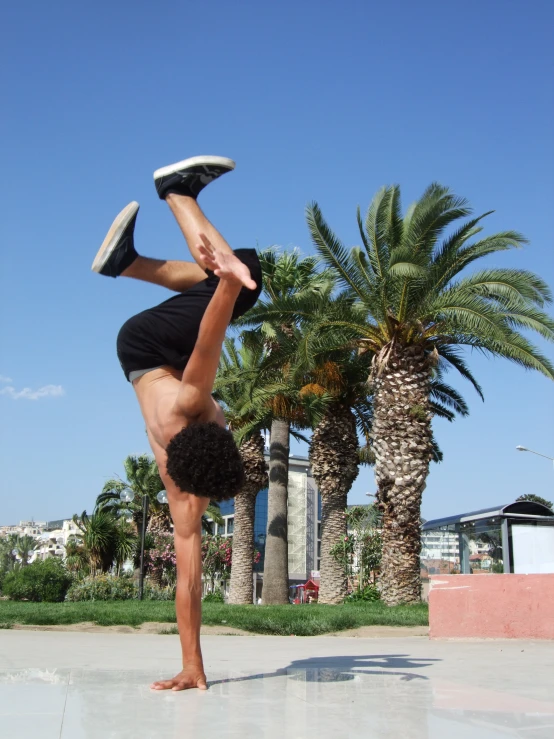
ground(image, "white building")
xmin=33 ymin=519 xmax=80 ymax=562
xmin=0 ymin=519 xmax=80 ymax=564
xmin=0 ymin=520 xmax=47 ymax=538
xmin=420 ymin=528 xmax=460 ymax=565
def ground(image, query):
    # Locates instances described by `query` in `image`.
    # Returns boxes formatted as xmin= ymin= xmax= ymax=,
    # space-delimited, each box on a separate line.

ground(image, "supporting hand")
xmin=151 ymin=666 xmax=208 ymax=692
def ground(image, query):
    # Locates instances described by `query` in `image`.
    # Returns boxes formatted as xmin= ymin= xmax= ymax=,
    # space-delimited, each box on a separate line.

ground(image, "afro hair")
xmin=165 ymin=421 xmax=245 ymax=501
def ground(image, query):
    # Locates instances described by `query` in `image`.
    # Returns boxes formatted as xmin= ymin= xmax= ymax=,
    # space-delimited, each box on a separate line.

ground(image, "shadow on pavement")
xmin=207 ymin=653 xmax=440 ymax=687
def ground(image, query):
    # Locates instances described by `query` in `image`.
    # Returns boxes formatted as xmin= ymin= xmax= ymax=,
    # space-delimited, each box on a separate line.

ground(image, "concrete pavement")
xmin=1 ymin=630 xmax=553 ymax=738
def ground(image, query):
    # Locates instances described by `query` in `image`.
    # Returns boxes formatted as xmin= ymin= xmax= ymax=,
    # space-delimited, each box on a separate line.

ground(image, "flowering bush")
xmin=200 ymin=534 xmax=260 ymax=589
xmin=202 ymin=535 xmax=232 ymax=589
xmin=144 ymin=532 xmax=176 ymax=587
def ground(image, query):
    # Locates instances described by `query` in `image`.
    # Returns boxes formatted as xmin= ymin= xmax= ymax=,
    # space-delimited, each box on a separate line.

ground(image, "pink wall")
xmin=429 ymin=574 xmax=554 ymax=639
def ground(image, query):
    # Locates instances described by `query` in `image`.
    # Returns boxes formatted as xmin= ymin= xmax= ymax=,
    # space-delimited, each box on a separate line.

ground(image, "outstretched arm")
xmin=174 ymin=235 xmax=255 ymax=418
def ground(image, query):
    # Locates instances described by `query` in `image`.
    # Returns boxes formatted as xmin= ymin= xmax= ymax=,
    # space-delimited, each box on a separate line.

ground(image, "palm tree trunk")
xmin=228 ymin=490 xmax=256 ymax=603
xmin=262 ymin=419 xmax=290 ymax=604
xmin=371 ymin=344 xmax=433 ymax=606
xmin=229 ymin=434 xmax=268 ymax=604
xmin=310 ymin=405 xmax=359 ymax=604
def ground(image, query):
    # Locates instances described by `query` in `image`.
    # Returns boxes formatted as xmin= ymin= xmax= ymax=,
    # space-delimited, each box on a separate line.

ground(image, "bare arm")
xmin=174 ymin=235 xmax=255 ymax=418
xmin=151 ymin=488 xmax=210 ymax=691
xmin=176 ymin=278 xmax=242 ymax=417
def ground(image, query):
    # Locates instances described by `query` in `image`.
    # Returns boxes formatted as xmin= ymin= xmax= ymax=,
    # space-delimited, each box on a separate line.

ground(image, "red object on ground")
xmin=429 ymin=574 xmax=554 ymax=639
xmin=302 ymin=579 xmax=319 ymax=592
xmin=295 ymin=579 xmax=320 ymax=603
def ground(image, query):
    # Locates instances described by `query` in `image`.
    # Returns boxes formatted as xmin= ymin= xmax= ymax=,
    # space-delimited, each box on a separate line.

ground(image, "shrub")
xmin=65 ymin=574 xmax=176 ymax=601
xmin=203 ymin=589 xmax=225 ymax=603
xmin=345 ymin=584 xmax=381 ymax=603
xmin=143 ymin=582 xmax=176 ymax=600
xmin=66 ymin=574 xmax=135 ymax=601
xmin=2 ymin=558 xmax=73 ymax=602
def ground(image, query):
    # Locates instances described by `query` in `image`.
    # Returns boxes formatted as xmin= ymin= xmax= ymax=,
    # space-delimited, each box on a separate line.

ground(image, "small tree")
xmin=516 ymin=493 xmax=553 ymax=511
xmin=330 ymin=505 xmax=383 ymax=599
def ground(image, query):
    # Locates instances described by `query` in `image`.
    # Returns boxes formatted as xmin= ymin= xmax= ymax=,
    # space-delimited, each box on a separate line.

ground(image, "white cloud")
xmin=0 ymin=375 xmax=12 ymax=383
xmin=0 ymin=384 xmax=65 ymax=401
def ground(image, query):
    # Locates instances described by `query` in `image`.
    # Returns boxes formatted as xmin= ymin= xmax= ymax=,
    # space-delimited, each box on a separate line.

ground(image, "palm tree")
xmin=64 ymin=535 xmax=89 ymax=577
xmin=96 ymin=454 xmax=170 ymax=534
xmin=243 ymin=281 xmax=471 ymax=604
xmin=200 ymin=503 xmax=225 ymax=534
xmin=0 ymin=535 xmax=18 ymax=573
xmin=236 ymin=249 xmax=334 ymax=604
xmin=303 ymin=355 xmax=372 ymax=603
xmin=97 ymin=452 xmax=223 ymax=560
xmin=11 ymin=534 xmax=38 ymax=567
xmin=253 ymin=287 xmax=370 ymax=604
xmin=72 ymin=510 xmax=118 ymax=576
xmin=307 ymin=183 xmax=554 ymax=604
xmin=307 ymin=354 xmax=468 ymax=603
xmin=215 ymin=339 xmax=269 ymax=604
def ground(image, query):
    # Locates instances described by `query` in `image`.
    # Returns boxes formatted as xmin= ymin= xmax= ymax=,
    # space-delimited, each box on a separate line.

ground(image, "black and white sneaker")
xmin=153 ymin=155 xmax=235 ymax=200
xmin=91 ymin=201 xmax=140 ymax=278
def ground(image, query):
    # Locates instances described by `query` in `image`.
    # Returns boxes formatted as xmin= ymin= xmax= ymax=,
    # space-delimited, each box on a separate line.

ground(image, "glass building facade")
xmin=219 ymin=488 xmax=270 ymax=571
xmin=213 ymin=455 xmax=321 ymax=581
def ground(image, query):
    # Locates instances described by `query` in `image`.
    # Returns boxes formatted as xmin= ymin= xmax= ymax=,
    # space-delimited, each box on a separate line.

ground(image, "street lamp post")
xmin=138 ymin=494 xmax=149 ymax=600
xmin=516 ymin=446 xmax=554 ymax=465
xmin=120 ymin=488 xmax=153 ymax=601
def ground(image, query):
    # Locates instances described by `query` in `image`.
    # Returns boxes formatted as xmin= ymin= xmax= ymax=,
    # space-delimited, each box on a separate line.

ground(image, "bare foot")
xmin=151 ymin=666 xmax=208 ymax=692
xmin=197 ymin=233 xmax=257 ymax=290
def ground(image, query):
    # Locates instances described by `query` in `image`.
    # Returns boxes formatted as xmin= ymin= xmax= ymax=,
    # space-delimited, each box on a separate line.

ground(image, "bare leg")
xmin=119 ymin=195 xmax=235 ymax=292
xmin=122 ymin=256 xmax=207 ymax=292
xmin=165 ymin=194 xmax=234 ymax=265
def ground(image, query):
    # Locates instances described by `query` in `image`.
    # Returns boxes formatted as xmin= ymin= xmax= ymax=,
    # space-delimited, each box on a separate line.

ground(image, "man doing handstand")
xmin=91 ymin=156 xmax=262 ymax=691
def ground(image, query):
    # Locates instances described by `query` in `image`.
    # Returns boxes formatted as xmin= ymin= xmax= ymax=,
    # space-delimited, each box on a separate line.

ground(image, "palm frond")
xmin=430 ymin=231 xmax=528 ymax=293
xmin=402 ymin=183 xmax=472 ymax=257
xmin=455 ymin=269 xmax=553 ymax=309
xmin=307 ymin=202 xmax=368 ymax=299
xmin=430 ymin=380 xmax=470 ymax=417
xmin=465 ymin=330 xmax=554 ymax=379
xmin=362 ymin=186 xmax=392 ymax=280
xmin=436 ymin=346 xmax=485 ymax=400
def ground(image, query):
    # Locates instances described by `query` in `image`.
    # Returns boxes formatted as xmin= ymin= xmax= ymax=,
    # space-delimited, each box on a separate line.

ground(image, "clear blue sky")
xmin=1 ymin=0 xmax=552 ymax=524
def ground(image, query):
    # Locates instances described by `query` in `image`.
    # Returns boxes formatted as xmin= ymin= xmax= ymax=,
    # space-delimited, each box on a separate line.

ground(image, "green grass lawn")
xmin=0 ymin=600 xmax=428 ymax=636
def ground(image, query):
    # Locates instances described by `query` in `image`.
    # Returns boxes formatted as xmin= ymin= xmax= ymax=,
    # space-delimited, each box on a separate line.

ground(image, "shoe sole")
xmin=91 ymin=201 xmax=139 ymax=273
xmin=153 ymin=155 xmax=235 ymax=180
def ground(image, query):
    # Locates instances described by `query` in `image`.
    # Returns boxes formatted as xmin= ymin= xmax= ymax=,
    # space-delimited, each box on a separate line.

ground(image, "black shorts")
xmin=116 ymin=249 xmax=262 ymax=381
